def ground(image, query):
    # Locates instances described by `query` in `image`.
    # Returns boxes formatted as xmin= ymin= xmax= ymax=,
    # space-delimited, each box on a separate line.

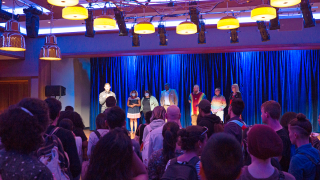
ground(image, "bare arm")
xmin=131 ymin=152 xmax=148 ymax=180
xmin=136 ymin=99 xmax=141 ymax=107
xmin=127 ymin=99 xmax=132 ymax=108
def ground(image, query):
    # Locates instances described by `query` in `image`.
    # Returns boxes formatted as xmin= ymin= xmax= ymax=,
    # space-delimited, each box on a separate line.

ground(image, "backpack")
xmin=90 ymin=130 xmax=101 ymax=154
xmin=299 ymin=153 xmax=320 ymax=180
xmin=141 ymin=125 xmax=152 ymax=167
xmin=161 ymin=156 xmax=200 ymax=180
xmin=37 ymin=127 xmax=70 ymax=180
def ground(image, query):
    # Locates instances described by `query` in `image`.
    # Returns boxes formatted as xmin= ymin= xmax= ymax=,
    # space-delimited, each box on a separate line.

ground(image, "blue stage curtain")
xmin=90 ymin=50 xmax=320 ymax=132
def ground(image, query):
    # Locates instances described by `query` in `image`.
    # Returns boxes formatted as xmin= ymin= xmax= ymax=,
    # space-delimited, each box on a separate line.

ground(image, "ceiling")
xmin=1 ymin=0 xmax=320 ymax=35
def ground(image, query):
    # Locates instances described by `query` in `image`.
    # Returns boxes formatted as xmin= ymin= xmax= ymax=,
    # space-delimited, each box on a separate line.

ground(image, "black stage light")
xmin=114 ymin=8 xmax=129 ymax=36
xmin=85 ymin=9 xmax=95 ymax=37
xmin=230 ymin=28 xmax=239 ymax=43
xmin=257 ymin=21 xmax=270 ymax=42
xmin=167 ymin=1 xmax=174 ymax=7
xmin=158 ymin=24 xmax=167 ymax=46
xmin=132 ymin=26 xmax=140 ymax=47
xmin=198 ymin=20 xmax=206 ymax=44
xmin=300 ymin=0 xmax=315 ymax=28
xmin=269 ymin=8 xmax=280 ymax=30
xmin=189 ymin=7 xmax=200 ymax=33
xmin=23 ymin=7 xmax=42 ymax=38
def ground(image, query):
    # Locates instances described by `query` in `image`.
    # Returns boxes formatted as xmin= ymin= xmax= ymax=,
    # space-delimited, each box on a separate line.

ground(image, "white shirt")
xmin=164 ymin=90 xmax=170 ymax=105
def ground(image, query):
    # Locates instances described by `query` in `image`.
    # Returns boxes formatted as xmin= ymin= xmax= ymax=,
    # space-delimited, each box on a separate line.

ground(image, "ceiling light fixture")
xmin=62 ymin=5 xmax=88 ymax=20
xmin=251 ymin=4 xmax=277 ymax=21
xmin=177 ymin=2 xmax=197 ymax=35
xmin=257 ymin=21 xmax=270 ymax=42
xmin=132 ymin=26 xmax=140 ymax=47
xmin=270 ymin=0 xmax=301 ymax=7
xmin=217 ymin=2 xmax=239 ymax=30
xmin=198 ymin=18 xmax=206 ymax=44
xmin=0 ymin=0 xmax=25 ymax=51
xmin=47 ymin=0 xmax=78 ymax=7
xmin=134 ymin=7 xmax=155 ymax=34
xmin=230 ymin=28 xmax=239 ymax=43
xmin=158 ymin=23 xmax=167 ymax=46
xmin=94 ymin=3 xmax=116 ymax=30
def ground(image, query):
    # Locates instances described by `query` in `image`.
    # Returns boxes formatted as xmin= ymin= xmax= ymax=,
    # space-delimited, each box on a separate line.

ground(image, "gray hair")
xmin=232 ymin=84 xmax=240 ymax=92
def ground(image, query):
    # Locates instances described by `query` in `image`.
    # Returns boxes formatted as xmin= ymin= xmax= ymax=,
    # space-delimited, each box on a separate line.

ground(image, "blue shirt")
xmin=288 ymin=143 xmax=320 ymax=180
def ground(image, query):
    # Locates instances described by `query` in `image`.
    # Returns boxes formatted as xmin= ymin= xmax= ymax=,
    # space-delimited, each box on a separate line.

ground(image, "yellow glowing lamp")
xmin=94 ymin=15 xmax=117 ymax=30
xmin=134 ymin=22 xmax=155 ymax=34
xmin=62 ymin=6 xmax=88 ymax=20
xmin=47 ymin=0 xmax=78 ymax=7
xmin=0 ymin=20 xmax=26 ymax=51
xmin=270 ymin=0 xmax=301 ymax=7
xmin=217 ymin=16 xmax=240 ymax=30
xmin=251 ymin=5 xmax=277 ymax=21
xmin=176 ymin=21 xmax=197 ymax=35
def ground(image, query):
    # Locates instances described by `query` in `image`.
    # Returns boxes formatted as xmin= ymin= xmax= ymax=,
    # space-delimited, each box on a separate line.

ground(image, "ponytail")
xmin=162 ymin=122 xmax=180 ymax=163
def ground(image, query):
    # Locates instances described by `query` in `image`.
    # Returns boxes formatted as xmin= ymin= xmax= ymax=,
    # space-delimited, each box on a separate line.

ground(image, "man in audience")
xmin=261 ymin=100 xmax=291 ymax=172
xmin=65 ymin=105 xmax=74 ymax=112
xmin=197 ymin=99 xmax=224 ymax=138
xmin=45 ymin=98 xmax=81 ymax=179
xmin=224 ymin=98 xmax=245 ymax=144
xmin=105 ymin=96 xmax=117 ymax=110
xmin=200 ymin=133 xmax=243 ymax=180
xmin=237 ymin=125 xmax=295 ymax=180
xmin=147 ymin=105 xmax=182 ymax=159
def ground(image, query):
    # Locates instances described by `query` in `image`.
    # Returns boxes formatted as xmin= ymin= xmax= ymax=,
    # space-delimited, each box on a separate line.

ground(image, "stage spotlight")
xmin=158 ymin=24 xmax=167 ymax=46
xmin=230 ymin=28 xmax=239 ymax=43
xmin=85 ymin=9 xmax=95 ymax=37
xmin=23 ymin=7 xmax=42 ymax=38
xmin=257 ymin=21 xmax=270 ymax=42
xmin=269 ymin=8 xmax=280 ymax=30
xmin=300 ymin=0 xmax=315 ymax=28
xmin=189 ymin=7 xmax=200 ymax=33
xmin=114 ymin=8 xmax=129 ymax=36
xmin=131 ymin=26 xmax=140 ymax=47
xmin=198 ymin=20 xmax=206 ymax=44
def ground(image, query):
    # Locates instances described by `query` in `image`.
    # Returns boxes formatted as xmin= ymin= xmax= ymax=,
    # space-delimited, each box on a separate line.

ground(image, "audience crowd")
xmin=0 ymin=97 xmax=319 ymax=180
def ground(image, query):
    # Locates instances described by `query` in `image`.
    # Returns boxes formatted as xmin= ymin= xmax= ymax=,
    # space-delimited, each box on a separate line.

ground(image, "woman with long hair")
xmin=127 ymin=90 xmax=141 ymax=135
xmin=148 ymin=122 xmax=182 ymax=179
xmin=229 ymin=84 xmax=242 ymax=105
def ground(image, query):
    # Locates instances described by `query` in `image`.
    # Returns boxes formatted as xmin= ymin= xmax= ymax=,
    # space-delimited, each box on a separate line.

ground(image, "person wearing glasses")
xmin=127 ymin=90 xmax=141 ymax=135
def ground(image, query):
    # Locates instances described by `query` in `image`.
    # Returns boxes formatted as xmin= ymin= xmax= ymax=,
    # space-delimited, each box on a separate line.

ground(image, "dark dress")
xmin=229 ymin=92 xmax=242 ymax=105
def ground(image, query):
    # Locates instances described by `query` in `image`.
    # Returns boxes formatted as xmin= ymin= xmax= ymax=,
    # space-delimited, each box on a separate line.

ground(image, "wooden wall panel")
xmin=38 ymin=60 xmax=51 ymax=100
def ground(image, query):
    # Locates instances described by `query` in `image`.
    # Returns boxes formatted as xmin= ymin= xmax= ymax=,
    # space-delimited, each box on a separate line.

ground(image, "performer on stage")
xmin=140 ymin=90 xmax=159 ymax=123
xmin=160 ymin=83 xmax=178 ymax=111
xmin=99 ymin=83 xmax=116 ymax=113
xmin=188 ymin=85 xmax=206 ymax=125
xmin=127 ymin=90 xmax=141 ymax=135
xmin=211 ymin=88 xmax=227 ymax=122
xmin=229 ymin=84 xmax=242 ymax=105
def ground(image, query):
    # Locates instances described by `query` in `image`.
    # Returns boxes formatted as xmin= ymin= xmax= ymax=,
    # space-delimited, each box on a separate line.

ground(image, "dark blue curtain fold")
xmin=90 ymin=50 xmax=320 ymax=132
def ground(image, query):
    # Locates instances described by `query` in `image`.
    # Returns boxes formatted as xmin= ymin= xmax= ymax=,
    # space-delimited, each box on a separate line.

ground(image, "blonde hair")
xmin=232 ymin=84 xmax=240 ymax=92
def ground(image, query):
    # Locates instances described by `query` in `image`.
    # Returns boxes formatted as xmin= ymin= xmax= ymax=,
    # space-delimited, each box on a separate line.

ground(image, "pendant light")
xmin=176 ymin=2 xmax=197 ymax=35
xmin=62 ymin=5 xmax=88 ymax=20
xmin=251 ymin=4 xmax=277 ymax=21
xmin=134 ymin=7 xmax=155 ymax=34
xmin=94 ymin=3 xmax=117 ymax=30
xmin=40 ymin=8 xmax=61 ymax=61
xmin=0 ymin=0 xmax=25 ymax=51
xmin=217 ymin=2 xmax=240 ymax=30
xmin=48 ymin=0 xmax=78 ymax=7
xmin=270 ymin=0 xmax=301 ymax=7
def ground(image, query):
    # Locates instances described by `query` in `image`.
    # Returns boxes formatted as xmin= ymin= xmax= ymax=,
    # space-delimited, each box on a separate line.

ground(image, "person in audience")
xmin=237 ymin=124 xmax=295 ymax=180
xmin=261 ymin=100 xmax=291 ymax=172
xmin=280 ymin=112 xmax=297 ymax=131
xmin=140 ymin=90 xmax=159 ymax=124
xmin=201 ymin=133 xmax=243 ymax=180
xmin=65 ymin=105 xmax=74 ymax=112
xmin=84 ymin=128 xmax=147 ymax=180
xmin=229 ymin=84 xmax=242 ymax=105
xmin=163 ymin=126 xmax=208 ymax=180
xmin=197 ymin=99 xmax=224 ymax=138
xmin=99 ymin=83 xmax=116 ymax=113
xmin=224 ymin=98 xmax=245 ymax=144
xmin=135 ymin=111 xmax=152 ymax=145
xmin=87 ymin=113 xmax=109 ymax=158
xmin=142 ymin=106 xmax=166 ymax=142
xmin=45 ymin=98 xmax=81 ymax=179
xmin=188 ymin=84 xmax=207 ymax=125
xmin=148 ymin=122 xmax=182 ymax=180
xmin=105 ymin=96 xmax=117 ymax=109
xmin=211 ymin=87 xmax=227 ymax=122
xmin=127 ymin=90 xmax=141 ymax=135
xmin=0 ymin=98 xmax=53 ymax=180
xmin=147 ymin=105 xmax=182 ymax=161
xmin=288 ymin=113 xmax=320 ymax=180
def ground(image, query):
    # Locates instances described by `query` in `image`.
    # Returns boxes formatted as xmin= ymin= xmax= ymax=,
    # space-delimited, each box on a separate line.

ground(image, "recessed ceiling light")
xmin=2 ymin=1 xmax=5 ymax=3
xmin=48 ymin=21 xmax=51 ymax=23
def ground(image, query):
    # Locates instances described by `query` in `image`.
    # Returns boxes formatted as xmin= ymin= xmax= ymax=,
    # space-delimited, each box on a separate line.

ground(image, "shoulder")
xmin=283 ymin=171 xmax=296 ymax=180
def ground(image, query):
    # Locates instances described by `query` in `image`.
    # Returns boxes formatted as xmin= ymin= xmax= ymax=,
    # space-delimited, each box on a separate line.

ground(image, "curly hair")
xmin=0 ymin=98 xmax=49 ymax=154
xmin=178 ymin=126 xmax=207 ymax=151
xmin=84 ymin=127 xmax=133 ymax=180
xmin=58 ymin=111 xmax=85 ymax=129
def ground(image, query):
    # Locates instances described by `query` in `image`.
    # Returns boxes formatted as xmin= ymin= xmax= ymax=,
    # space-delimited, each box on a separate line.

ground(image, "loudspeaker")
xmin=45 ymin=86 xmax=66 ymax=97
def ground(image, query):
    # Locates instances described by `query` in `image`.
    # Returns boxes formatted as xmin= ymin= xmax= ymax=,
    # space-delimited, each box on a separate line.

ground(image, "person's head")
xmin=65 ymin=106 xmax=74 ymax=112
xmin=178 ymin=125 xmax=208 ymax=154
xmin=288 ymin=113 xmax=312 ymax=145
xmin=280 ymin=112 xmax=297 ymax=130
xmin=215 ymin=88 xmax=221 ymax=96
xmin=247 ymin=124 xmax=283 ymax=160
xmin=45 ymin=98 xmax=62 ymax=122
xmin=165 ymin=83 xmax=170 ymax=91
xmin=150 ymin=106 xmax=166 ymax=122
xmin=261 ymin=100 xmax=281 ymax=124
xmin=58 ymin=111 xmax=85 ymax=129
xmin=162 ymin=122 xmax=180 ymax=163
xmin=166 ymin=105 xmax=181 ymax=123
xmin=231 ymin=84 xmax=240 ymax=93
xmin=104 ymin=83 xmax=111 ymax=92
xmin=144 ymin=90 xmax=150 ymax=98
xmin=228 ymin=98 xmax=245 ymax=117
xmin=201 ymin=133 xmax=243 ymax=180
xmin=85 ymin=127 xmax=133 ymax=180
xmin=0 ymin=98 xmax=49 ymax=154
xmin=130 ymin=90 xmax=138 ymax=98
xmin=96 ymin=113 xmax=108 ymax=129
xmin=105 ymin=106 xmax=126 ymax=129
xmin=193 ymin=85 xmax=199 ymax=93
xmin=59 ymin=118 xmax=74 ymax=131
xmin=106 ymin=96 xmax=116 ymax=108
xmin=198 ymin=99 xmax=212 ymax=117
xmin=145 ymin=111 xmax=152 ymax=124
